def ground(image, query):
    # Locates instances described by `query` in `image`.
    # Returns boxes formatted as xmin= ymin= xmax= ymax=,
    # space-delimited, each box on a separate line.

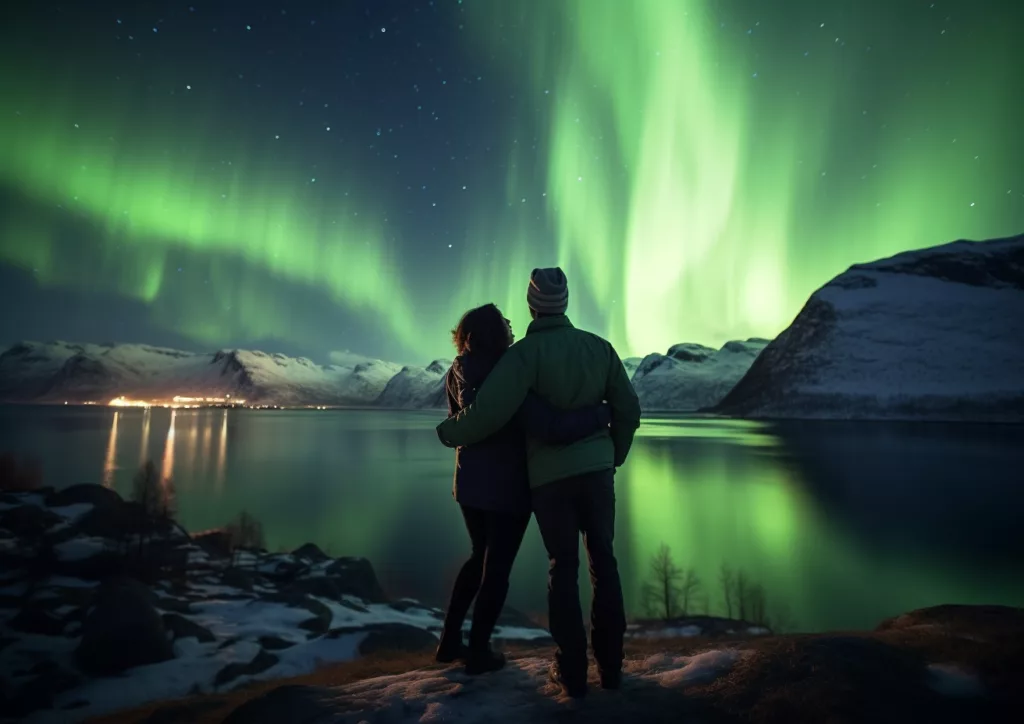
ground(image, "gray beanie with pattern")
xmin=527 ymin=267 xmax=568 ymax=315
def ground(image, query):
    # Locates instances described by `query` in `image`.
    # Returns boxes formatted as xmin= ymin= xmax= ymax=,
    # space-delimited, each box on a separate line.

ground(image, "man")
xmin=436 ymin=267 xmax=642 ymax=698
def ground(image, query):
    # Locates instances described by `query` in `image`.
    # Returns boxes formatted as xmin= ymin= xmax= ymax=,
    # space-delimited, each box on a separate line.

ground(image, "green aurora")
xmin=1 ymin=0 xmax=1021 ymax=361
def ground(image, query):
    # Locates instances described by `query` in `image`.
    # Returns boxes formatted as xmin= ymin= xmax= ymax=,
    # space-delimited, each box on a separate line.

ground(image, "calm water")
xmin=2 ymin=405 xmax=1023 ymax=632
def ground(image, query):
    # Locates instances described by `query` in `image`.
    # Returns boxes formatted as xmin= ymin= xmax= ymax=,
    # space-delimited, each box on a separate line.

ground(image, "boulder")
xmin=0 ymin=504 xmax=63 ymax=539
xmin=292 ymin=543 xmax=330 ymax=563
xmin=75 ymin=577 xmax=174 ymax=675
xmin=221 ymin=567 xmax=256 ymax=591
xmin=194 ymin=529 xmax=233 ymax=559
xmin=2 ymin=661 xmax=81 ymax=720
xmin=8 ymin=606 xmax=68 ymax=636
xmin=357 ymin=623 xmax=438 ymax=656
xmin=213 ymin=648 xmax=279 ymax=687
xmin=46 ymin=483 xmax=123 ymax=509
xmin=162 ymin=612 xmax=216 ymax=643
xmin=322 ymin=557 xmax=387 ymax=602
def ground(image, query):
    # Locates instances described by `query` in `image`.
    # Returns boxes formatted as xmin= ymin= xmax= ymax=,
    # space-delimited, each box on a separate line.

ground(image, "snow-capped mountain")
xmin=0 ymin=342 xmax=401 ymax=407
xmin=712 ymin=234 xmax=1024 ymax=421
xmin=375 ymin=359 xmax=449 ymax=409
xmin=631 ymin=339 xmax=770 ymax=411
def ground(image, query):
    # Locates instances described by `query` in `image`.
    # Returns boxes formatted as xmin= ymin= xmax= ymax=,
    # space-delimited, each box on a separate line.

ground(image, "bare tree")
xmin=641 ymin=544 xmax=681 ymax=620
xmin=640 ymin=544 xmax=702 ymax=620
xmin=719 ymin=564 xmax=735 ymax=619
xmin=131 ymin=461 xmax=176 ymax=557
xmin=679 ymin=568 xmax=702 ymax=616
xmin=226 ymin=510 xmax=265 ymax=568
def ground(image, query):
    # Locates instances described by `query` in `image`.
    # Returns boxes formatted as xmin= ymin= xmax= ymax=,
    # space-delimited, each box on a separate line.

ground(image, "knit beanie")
xmin=527 ymin=267 xmax=569 ymax=315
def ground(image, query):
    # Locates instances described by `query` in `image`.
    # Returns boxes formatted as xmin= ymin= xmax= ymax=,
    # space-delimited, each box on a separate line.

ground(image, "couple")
xmin=434 ymin=267 xmax=642 ymax=698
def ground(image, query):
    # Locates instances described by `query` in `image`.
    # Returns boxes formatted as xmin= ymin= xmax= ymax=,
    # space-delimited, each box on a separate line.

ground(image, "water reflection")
xmin=161 ymin=410 xmax=176 ymax=483
xmin=215 ymin=410 xmax=228 ymax=490
xmin=101 ymin=411 xmax=119 ymax=487
xmin=18 ymin=408 xmax=1021 ymax=632
xmin=139 ymin=408 xmax=151 ymax=464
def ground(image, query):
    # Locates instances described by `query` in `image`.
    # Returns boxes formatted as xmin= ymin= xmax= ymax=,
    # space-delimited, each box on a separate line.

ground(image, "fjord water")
xmin=2 ymin=406 xmax=1022 ymax=632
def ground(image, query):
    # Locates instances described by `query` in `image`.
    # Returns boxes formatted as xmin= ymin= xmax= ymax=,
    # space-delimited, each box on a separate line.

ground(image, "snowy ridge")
xmin=375 ymin=359 xmax=449 ymax=409
xmin=631 ymin=339 xmax=771 ymax=412
xmin=0 ymin=342 xmax=402 ymax=408
xmin=0 ymin=340 xmax=763 ymax=412
xmin=713 ymin=234 xmax=1024 ymax=421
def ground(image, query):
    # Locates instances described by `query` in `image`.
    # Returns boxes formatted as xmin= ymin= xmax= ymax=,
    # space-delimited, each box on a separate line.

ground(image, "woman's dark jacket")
xmin=446 ymin=351 xmax=610 ymax=514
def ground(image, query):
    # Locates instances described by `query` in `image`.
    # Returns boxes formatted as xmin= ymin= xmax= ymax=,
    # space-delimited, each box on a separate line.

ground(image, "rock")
xmin=8 ymin=606 xmax=68 ymax=636
xmin=46 ymin=483 xmax=123 ymax=509
xmin=75 ymin=498 xmax=140 ymax=539
xmin=75 ymin=577 xmax=174 ymax=675
xmin=194 ymin=530 xmax=233 ymax=559
xmin=322 ymin=557 xmax=387 ymax=602
xmin=221 ymin=685 xmax=334 ymax=724
xmin=0 ymin=504 xmax=63 ymax=538
xmin=258 ymin=635 xmax=297 ymax=651
xmin=495 ymin=605 xmax=540 ymax=629
xmin=260 ymin=589 xmax=334 ymax=636
xmin=54 ymin=548 xmax=127 ymax=580
xmin=162 ymin=613 xmax=216 ymax=643
xmin=296 ymin=600 xmax=334 ymax=637
xmin=283 ymin=576 xmax=346 ymax=601
xmin=357 ymin=623 xmax=438 ymax=656
xmin=292 ymin=543 xmax=330 ymax=563
xmin=2 ymin=661 xmax=82 ymax=720
xmin=221 ymin=567 xmax=256 ymax=591
xmin=213 ymin=649 xmax=279 ymax=687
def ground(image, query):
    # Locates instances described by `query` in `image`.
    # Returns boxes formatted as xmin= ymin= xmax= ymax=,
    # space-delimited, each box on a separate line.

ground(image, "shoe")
xmin=599 ymin=668 xmax=622 ymax=690
xmin=548 ymin=660 xmax=588 ymax=698
xmin=435 ymin=632 xmax=469 ymax=663
xmin=465 ymin=647 xmax=507 ymax=675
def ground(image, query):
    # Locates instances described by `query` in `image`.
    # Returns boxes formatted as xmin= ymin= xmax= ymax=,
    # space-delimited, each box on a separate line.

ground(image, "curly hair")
xmin=451 ymin=303 xmax=511 ymax=356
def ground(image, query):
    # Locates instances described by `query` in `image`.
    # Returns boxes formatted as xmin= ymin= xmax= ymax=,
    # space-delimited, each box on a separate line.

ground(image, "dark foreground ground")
xmin=89 ymin=604 xmax=1022 ymax=724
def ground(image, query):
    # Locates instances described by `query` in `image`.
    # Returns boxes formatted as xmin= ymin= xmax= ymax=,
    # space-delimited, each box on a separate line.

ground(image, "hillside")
xmin=713 ymin=234 xmax=1024 ymax=421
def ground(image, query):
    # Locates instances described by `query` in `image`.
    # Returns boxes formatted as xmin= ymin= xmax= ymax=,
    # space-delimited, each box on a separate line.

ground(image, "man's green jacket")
xmin=436 ymin=315 xmax=642 ymax=488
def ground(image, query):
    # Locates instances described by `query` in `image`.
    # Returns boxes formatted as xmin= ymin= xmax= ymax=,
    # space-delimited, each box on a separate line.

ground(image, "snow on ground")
xmin=224 ymin=650 xmax=747 ymax=724
xmin=54 ymin=536 xmax=108 ymax=562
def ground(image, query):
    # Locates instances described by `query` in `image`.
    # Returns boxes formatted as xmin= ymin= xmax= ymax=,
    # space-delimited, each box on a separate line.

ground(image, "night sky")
xmin=1 ymin=0 xmax=1021 ymax=364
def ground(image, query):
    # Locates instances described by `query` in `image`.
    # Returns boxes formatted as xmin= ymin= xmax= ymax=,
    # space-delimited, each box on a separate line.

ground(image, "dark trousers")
xmin=442 ymin=505 xmax=531 ymax=651
xmin=531 ymin=469 xmax=626 ymax=682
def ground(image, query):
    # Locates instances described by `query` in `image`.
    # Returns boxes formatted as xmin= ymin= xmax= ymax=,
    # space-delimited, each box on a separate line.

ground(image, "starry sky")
xmin=0 ymin=0 xmax=1021 ymax=364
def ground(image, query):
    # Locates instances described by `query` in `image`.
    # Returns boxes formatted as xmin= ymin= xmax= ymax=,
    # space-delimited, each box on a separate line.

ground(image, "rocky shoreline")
xmin=0 ymin=484 xmax=777 ymax=723
xmin=0 ymin=484 xmax=557 ymax=722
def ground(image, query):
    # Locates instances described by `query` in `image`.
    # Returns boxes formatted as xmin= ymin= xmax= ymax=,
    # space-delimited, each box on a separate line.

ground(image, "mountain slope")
xmin=0 ymin=342 xmax=401 ymax=407
xmin=631 ymin=339 xmax=770 ymax=411
xmin=376 ymin=360 xmax=449 ymax=409
xmin=712 ymin=234 xmax=1024 ymax=421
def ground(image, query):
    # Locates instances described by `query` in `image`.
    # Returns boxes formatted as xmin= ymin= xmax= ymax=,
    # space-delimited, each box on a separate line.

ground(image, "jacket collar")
xmin=526 ymin=314 xmax=574 ymax=335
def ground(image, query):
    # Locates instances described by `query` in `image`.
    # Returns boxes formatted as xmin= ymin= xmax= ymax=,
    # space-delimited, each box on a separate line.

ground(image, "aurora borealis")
xmin=1 ymin=0 xmax=1021 ymax=362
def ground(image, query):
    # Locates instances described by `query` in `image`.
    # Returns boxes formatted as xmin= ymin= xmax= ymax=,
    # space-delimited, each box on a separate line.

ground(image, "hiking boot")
xmin=549 ymin=660 xmax=588 ymax=698
xmin=599 ymin=668 xmax=622 ymax=690
xmin=435 ymin=632 xmax=469 ymax=663
xmin=465 ymin=647 xmax=506 ymax=675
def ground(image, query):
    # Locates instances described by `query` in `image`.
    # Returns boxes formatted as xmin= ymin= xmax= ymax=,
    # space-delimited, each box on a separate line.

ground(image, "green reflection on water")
xmin=8 ymin=406 xmax=1022 ymax=632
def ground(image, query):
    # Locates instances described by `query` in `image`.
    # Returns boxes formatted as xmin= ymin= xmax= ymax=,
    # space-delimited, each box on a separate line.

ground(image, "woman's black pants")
xmin=442 ymin=505 xmax=531 ymax=651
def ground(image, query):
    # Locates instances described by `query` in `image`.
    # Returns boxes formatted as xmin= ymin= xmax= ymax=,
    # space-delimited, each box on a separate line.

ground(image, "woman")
xmin=436 ymin=303 xmax=610 ymax=674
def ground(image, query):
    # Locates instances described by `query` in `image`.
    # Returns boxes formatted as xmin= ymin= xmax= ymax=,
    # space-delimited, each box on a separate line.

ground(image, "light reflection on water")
xmin=2 ymin=406 xmax=1023 ymax=631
